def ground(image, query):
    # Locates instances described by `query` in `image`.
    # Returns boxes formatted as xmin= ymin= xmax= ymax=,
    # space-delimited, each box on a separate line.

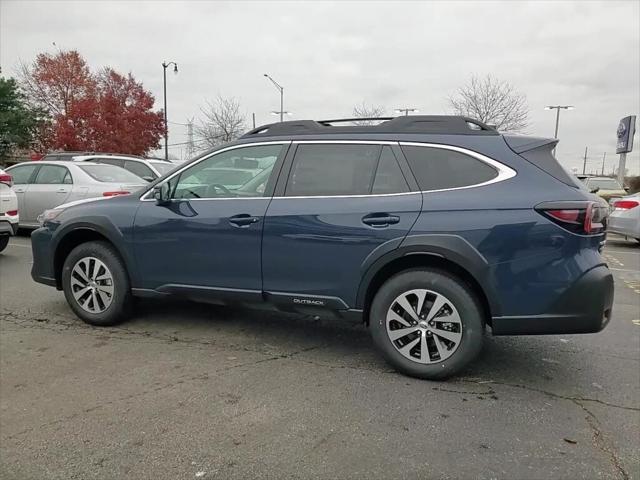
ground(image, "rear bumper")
xmin=30 ymin=227 xmax=58 ymax=288
xmin=491 ymin=265 xmax=614 ymax=335
xmin=0 ymin=220 xmax=18 ymax=236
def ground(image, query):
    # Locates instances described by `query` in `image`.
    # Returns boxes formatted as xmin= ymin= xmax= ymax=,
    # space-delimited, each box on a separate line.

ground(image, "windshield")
xmin=588 ymin=178 xmax=623 ymax=190
xmin=80 ymin=164 xmax=144 ymax=183
xmin=149 ymin=161 xmax=176 ymax=175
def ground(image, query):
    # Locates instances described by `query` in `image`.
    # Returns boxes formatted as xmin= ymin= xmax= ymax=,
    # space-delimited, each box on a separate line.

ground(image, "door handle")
xmin=229 ymin=214 xmax=260 ymax=228
xmin=56 ymin=188 xmax=69 ymax=193
xmin=14 ymin=188 xmax=25 ymax=193
xmin=362 ymin=213 xmax=400 ymax=227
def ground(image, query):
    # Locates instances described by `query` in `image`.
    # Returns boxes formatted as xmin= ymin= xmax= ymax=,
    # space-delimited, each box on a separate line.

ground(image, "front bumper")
xmin=491 ymin=265 xmax=614 ymax=335
xmin=30 ymin=227 xmax=57 ymax=288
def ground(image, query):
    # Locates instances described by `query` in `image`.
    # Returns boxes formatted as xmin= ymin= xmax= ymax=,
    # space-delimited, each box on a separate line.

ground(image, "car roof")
xmin=72 ymin=155 xmax=148 ymax=162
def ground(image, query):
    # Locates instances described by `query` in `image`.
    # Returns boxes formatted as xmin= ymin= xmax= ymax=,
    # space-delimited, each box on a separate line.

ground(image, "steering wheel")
xmin=206 ymin=183 xmax=232 ymax=197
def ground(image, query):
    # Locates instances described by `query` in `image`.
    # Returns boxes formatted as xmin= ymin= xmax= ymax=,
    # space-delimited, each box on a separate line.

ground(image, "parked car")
xmin=71 ymin=155 xmax=177 ymax=182
xmin=29 ymin=116 xmax=614 ymax=379
xmin=608 ymin=194 xmax=640 ymax=243
xmin=5 ymin=161 xmax=146 ymax=228
xmin=0 ymin=168 xmax=19 ymax=252
xmin=583 ymin=176 xmax=628 ymax=202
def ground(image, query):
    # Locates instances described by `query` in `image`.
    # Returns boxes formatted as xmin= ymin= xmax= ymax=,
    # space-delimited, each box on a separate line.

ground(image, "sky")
xmin=1 ymin=0 xmax=639 ymax=174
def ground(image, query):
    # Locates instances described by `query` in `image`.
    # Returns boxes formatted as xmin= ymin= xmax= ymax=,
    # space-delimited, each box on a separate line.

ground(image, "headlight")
xmin=38 ymin=208 xmax=64 ymax=226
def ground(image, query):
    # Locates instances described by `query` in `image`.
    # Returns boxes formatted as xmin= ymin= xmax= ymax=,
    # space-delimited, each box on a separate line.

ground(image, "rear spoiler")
xmin=503 ymin=135 xmax=558 ymax=154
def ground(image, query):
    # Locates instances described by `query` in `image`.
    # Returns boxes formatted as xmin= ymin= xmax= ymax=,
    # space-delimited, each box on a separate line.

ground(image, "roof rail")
xmin=240 ymin=115 xmax=498 ymax=138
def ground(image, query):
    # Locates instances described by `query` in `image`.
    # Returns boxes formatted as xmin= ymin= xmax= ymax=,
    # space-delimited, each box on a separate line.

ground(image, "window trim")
xmin=398 ymin=142 xmax=516 ymax=194
xmin=140 ymin=141 xmax=291 ymax=201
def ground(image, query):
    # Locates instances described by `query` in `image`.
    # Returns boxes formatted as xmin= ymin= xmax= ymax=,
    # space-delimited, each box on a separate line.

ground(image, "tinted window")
xmin=95 ymin=158 xmax=124 ymax=168
xmin=401 ymin=146 xmax=498 ymax=191
xmin=587 ymin=178 xmax=622 ymax=190
xmin=79 ymin=165 xmax=144 ymax=183
xmin=7 ymin=164 xmax=38 ymax=184
xmin=286 ymin=144 xmax=380 ymax=196
xmin=124 ymin=160 xmax=155 ymax=180
xmin=372 ymin=147 xmax=409 ymax=194
xmin=34 ymin=165 xmax=72 ymax=184
xmin=173 ymin=144 xmax=283 ymax=199
xmin=149 ymin=161 xmax=175 ymax=175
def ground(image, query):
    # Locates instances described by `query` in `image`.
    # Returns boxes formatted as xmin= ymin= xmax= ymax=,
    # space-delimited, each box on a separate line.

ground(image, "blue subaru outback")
xmin=30 ymin=116 xmax=614 ymax=379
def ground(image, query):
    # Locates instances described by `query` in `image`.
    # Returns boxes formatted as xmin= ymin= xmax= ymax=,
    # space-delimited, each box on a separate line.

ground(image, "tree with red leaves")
xmin=19 ymin=50 xmax=164 ymax=155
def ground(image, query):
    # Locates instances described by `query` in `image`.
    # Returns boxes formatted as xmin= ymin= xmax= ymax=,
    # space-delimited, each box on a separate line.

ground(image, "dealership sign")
xmin=616 ymin=115 xmax=636 ymax=154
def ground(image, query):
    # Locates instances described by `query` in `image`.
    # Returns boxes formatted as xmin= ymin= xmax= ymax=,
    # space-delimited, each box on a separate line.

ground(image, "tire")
xmin=369 ymin=268 xmax=484 ymax=380
xmin=0 ymin=235 xmax=9 ymax=253
xmin=61 ymin=241 xmax=132 ymax=326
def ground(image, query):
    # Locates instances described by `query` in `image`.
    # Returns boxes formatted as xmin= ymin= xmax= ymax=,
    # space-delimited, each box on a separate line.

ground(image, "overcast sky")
xmin=2 ymin=0 xmax=639 ymax=174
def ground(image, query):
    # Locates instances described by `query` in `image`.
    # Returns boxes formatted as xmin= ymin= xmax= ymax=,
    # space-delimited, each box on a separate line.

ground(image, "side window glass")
xmin=34 ymin=165 xmax=71 ymax=184
xmin=7 ymin=164 xmax=38 ymax=184
xmin=401 ymin=146 xmax=498 ymax=191
xmin=285 ymin=144 xmax=380 ymax=196
xmin=124 ymin=161 xmax=154 ymax=180
xmin=63 ymin=170 xmax=73 ymax=184
xmin=372 ymin=147 xmax=409 ymax=194
xmin=172 ymin=144 xmax=283 ymax=199
xmin=96 ymin=158 xmax=124 ymax=168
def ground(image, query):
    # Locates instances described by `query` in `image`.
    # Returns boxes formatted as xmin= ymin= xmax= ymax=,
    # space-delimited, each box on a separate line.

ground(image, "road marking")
xmin=609 ymin=267 xmax=640 ymax=273
xmin=7 ymin=243 xmax=31 ymax=249
xmin=632 ymin=320 xmax=640 ymax=326
xmin=605 ymin=249 xmax=640 ymax=255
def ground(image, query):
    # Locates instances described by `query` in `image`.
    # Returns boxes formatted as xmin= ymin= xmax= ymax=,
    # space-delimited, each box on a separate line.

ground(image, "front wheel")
xmin=0 ymin=236 xmax=9 ymax=253
xmin=369 ymin=269 xmax=484 ymax=380
xmin=61 ymin=241 xmax=132 ymax=326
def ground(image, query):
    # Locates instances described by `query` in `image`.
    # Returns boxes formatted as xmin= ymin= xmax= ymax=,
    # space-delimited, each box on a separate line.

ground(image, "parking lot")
xmin=0 ymin=233 xmax=638 ymax=480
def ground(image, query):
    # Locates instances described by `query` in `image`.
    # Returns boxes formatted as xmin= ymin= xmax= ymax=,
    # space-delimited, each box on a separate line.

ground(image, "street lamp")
xmin=264 ymin=73 xmax=284 ymax=122
xmin=544 ymin=105 xmax=574 ymax=138
xmin=395 ymin=108 xmax=419 ymax=116
xmin=162 ymin=61 xmax=178 ymax=160
xmin=271 ymin=111 xmax=292 ymax=117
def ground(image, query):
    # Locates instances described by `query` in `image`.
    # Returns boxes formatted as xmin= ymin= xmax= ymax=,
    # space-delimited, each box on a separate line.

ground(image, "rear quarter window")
xmin=401 ymin=145 xmax=498 ymax=191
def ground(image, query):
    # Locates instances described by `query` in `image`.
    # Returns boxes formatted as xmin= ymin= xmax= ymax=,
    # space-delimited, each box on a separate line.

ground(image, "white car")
xmin=608 ymin=194 xmax=640 ymax=243
xmin=5 ymin=161 xmax=146 ymax=229
xmin=0 ymin=168 xmax=19 ymax=252
xmin=71 ymin=155 xmax=177 ymax=182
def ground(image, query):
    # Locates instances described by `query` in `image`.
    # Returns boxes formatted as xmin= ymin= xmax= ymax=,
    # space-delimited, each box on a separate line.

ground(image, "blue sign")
xmin=616 ymin=115 xmax=636 ymax=154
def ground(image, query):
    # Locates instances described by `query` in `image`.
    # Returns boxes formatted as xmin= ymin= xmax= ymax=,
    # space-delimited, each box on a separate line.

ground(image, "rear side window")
xmin=519 ymin=146 xmax=583 ymax=188
xmin=372 ymin=147 xmax=409 ymax=194
xmin=124 ymin=160 xmax=155 ymax=180
xmin=401 ymin=145 xmax=498 ymax=191
xmin=286 ymin=144 xmax=380 ymax=196
xmin=95 ymin=158 xmax=125 ymax=168
xmin=34 ymin=165 xmax=73 ymax=184
xmin=7 ymin=164 xmax=38 ymax=184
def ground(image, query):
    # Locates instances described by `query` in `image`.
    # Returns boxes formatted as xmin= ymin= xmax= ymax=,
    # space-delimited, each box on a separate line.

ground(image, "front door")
xmin=6 ymin=163 xmax=39 ymax=225
xmin=133 ymin=143 xmax=288 ymax=296
xmin=262 ymin=142 xmax=422 ymax=308
xmin=25 ymin=164 xmax=73 ymax=223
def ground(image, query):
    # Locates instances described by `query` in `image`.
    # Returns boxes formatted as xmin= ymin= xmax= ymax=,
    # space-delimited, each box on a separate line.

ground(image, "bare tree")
xmin=352 ymin=102 xmax=386 ymax=125
xmin=195 ymin=96 xmax=246 ymax=149
xmin=448 ymin=75 xmax=529 ymax=132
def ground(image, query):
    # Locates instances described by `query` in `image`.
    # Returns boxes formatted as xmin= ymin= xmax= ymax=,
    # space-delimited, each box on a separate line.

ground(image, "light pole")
xmin=264 ymin=74 xmax=284 ymax=122
xmin=545 ymin=105 xmax=574 ymax=155
xmin=162 ymin=61 xmax=178 ymax=160
xmin=395 ymin=108 xmax=419 ymax=116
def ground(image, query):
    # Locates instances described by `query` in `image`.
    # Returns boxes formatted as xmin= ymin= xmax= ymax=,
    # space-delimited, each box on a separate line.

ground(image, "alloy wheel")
xmin=70 ymin=257 xmax=114 ymax=314
xmin=386 ymin=289 xmax=463 ymax=364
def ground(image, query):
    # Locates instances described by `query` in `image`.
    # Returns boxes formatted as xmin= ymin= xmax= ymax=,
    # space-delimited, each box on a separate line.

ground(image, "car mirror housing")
xmin=153 ymin=183 xmax=171 ymax=205
xmin=590 ymin=187 xmax=600 ymax=194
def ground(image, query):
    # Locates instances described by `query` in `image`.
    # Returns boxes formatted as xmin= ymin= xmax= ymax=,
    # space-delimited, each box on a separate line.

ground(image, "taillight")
xmin=536 ymin=201 xmax=606 ymax=235
xmin=102 ymin=191 xmax=130 ymax=197
xmin=0 ymin=173 xmax=13 ymax=187
xmin=613 ymin=200 xmax=639 ymax=210
xmin=5 ymin=210 xmax=18 ymax=216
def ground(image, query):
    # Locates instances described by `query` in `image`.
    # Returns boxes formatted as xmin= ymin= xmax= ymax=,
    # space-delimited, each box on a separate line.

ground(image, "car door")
xmin=133 ymin=142 xmax=289 ymax=297
xmin=262 ymin=142 xmax=422 ymax=308
xmin=25 ymin=164 xmax=73 ymax=222
xmin=6 ymin=164 xmax=39 ymax=223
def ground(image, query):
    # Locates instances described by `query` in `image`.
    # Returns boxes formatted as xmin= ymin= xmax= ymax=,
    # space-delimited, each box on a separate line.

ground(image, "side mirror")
xmin=143 ymin=176 xmax=155 ymax=183
xmin=590 ymin=187 xmax=600 ymax=194
xmin=153 ymin=183 xmax=171 ymax=205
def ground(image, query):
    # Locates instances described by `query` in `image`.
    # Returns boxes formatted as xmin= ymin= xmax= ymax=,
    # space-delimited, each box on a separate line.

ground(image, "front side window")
xmin=285 ymin=144 xmax=381 ymax=196
xmin=34 ymin=165 xmax=73 ymax=184
xmin=172 ymin=144 xmax=283 ymax=199
xmin=401 ymin=145 xmax=498 ymax=191
xmin=7 ymin=164 xmax=38 ymax=184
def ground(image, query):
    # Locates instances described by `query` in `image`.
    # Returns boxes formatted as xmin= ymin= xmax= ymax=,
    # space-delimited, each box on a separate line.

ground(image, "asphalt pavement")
xmin=1 ymin=233 xmax=638 ymax=480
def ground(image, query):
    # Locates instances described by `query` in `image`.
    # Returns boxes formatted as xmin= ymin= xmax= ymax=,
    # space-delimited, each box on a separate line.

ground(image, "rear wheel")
xmin=62 ymin=241 xmax=132 ymax=326
xmin=369 ymin=269 xmax=484 ymax=380
xmin=0 ymin=236 xmax=9 ymax=253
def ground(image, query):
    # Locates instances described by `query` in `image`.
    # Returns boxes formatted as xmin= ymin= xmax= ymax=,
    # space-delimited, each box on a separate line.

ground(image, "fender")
xmin=356 ymin=233 xmax=501 ymax=316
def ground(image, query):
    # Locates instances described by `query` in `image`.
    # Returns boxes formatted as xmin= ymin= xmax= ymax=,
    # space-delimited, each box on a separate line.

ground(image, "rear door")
xmin=262 ymin=142 xmax=422 ymax=308
xmin=25 ymin=164 xmax=73 ymax=222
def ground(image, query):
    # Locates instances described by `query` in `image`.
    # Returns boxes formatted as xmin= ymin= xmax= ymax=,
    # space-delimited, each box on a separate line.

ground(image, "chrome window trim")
xmin=398 ymin=141 xmax=516 ymax=194
xmin=140 ymin=141 xmax=291 ymax=201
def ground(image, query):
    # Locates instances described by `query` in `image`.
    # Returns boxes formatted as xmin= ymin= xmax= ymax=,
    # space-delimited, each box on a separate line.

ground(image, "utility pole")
xmin=252 ymin=113 xmax=256 ymax=129
xmin=186 ymin=118 xmax=194 ymax=159
xmin=544 ymin=105 xmax=574 ymax=156
xmin=264 ymin=74 xmax=285 ymax=122
xmin=601 ymin=152 xmax=606 ymax=176
xmin=162 ymin=61 xmax=178 ymax=160
xmin=582 ymin=147 xmax=588 ymax=175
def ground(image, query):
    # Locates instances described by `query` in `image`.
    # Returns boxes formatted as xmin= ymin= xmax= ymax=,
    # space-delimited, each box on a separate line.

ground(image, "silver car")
xmin=5 ymin=161 xmax=146 ymax=228
xmin=71 ymin=155 xmax=177 ymax=182
xmin=608 ymin=193 xmax=640 ymax=243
